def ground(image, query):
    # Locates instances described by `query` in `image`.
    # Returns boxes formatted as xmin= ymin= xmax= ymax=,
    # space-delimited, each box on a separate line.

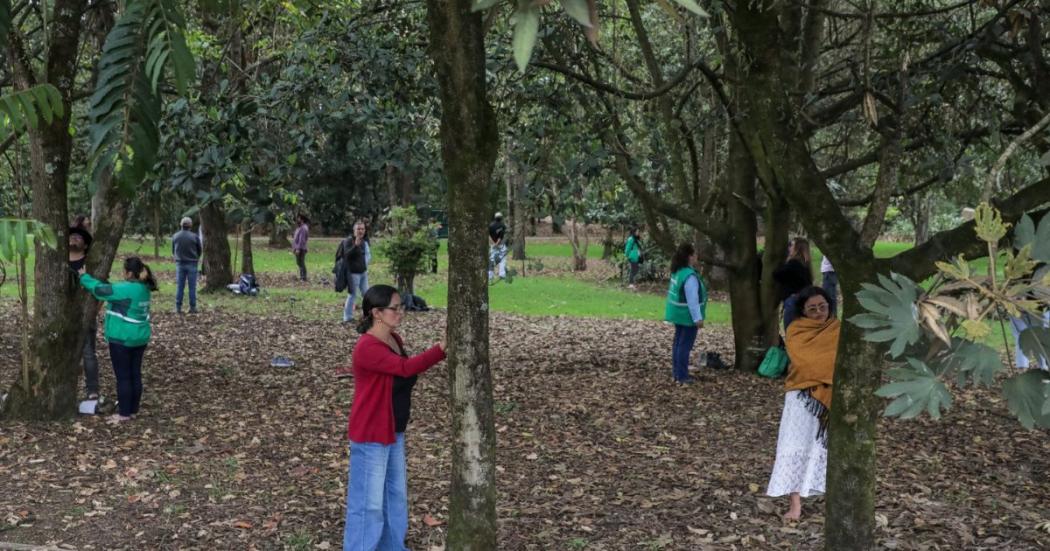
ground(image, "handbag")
xmin=757 ymin=346 xmax=789 ymax=378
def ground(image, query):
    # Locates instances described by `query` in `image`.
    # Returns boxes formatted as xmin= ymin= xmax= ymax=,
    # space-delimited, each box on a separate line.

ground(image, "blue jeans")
xmin=109 ymin=342 xmax=146 ymax=416
xmin=344 ymin=272 xmax=370 ymax=321
xmin=175 ymin=262 xmax=198 ymax=311
xmin=822 ymin=271 xmax=838 ymax=316
xmin=672 ymin=324 xmax=698 ymax=381
xmin=344 ymin=434 xmax=409 ymax=551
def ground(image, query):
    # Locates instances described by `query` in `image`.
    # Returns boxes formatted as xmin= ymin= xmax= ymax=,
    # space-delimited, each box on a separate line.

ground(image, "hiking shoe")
xmin=334 ymin=364 xmax=353 ymax=378
xmin=189 ymin=307 xmax=198 ymax=314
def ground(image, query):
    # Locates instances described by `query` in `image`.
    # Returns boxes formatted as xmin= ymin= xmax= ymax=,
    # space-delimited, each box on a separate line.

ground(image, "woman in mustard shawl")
xmin=766 ymin=286 xmax=839 ymax=520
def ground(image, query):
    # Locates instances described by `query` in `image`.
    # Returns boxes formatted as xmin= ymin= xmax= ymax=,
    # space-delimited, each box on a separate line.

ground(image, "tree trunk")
xmin=511 ymin=175 xmax=527 ymax=261
xmin=423 ymin=0 xmax=499 ymax=547
xmin=825 ymin=267 xmax=883 ymax=549
xmin=386 ymin=163 xmax=399 ymax=208
xmin=241 ymin=228 xmax=254 ymax=275
xmin=566 ymin=220 xmax=588 ymax=272
xmin=909 ymin=192 xmax=931 ymax=246
xmin=269 ymin=224 xmax=290 ymax=247
xmin=724 ymin=131 xmax=773 ymax=371
xmin=601 ymin=227 xmax=615 ymax=260
xmin=200 ymin=201 xmax=233 ymax=290
xmin=2 ymin=0 xmax=88 ymax=420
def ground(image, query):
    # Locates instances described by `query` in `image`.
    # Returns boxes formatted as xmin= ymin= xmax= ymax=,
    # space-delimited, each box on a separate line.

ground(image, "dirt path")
xmin=0 ymin=308 xmax=1047 ymax=550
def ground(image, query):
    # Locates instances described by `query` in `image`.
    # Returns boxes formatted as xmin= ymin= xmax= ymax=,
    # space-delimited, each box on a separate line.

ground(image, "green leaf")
xmin=669 ymin=0 xmax=709 ymax=17
xmin=1017 ymin=326 xmax=1050 ymax=368
xmin=848 ymin=273 xmax=922 ymax=358
xmin=874 ymin=358 xmax=951 ymax=420
xmin=1002 ymin=370 xmax=1050 ymax=429
xmin=938 ymin=339 xmax=1002 ymax=386
xmin=560 ymin=0 xmax=592 ymax=27
xmin=512 ymin=7 xmax=540 ymax=73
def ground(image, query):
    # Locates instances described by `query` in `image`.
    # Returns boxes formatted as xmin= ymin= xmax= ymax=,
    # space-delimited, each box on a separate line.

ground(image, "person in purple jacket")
xmin=293 ymin=213 xmax=310 ymax=282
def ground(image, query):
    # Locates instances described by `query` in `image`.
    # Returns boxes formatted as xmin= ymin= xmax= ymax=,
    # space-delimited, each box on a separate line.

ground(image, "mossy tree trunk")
xmin=2 ymin=0 xmax=89 ymax=420
xmin=423 ymin=0 xmax=499 ymax=547
xmin=200 ymin=201 xmax=233 ymax=290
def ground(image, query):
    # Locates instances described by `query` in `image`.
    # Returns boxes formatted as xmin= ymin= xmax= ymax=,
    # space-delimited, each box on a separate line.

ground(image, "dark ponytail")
xmin=124 ymin=257 xmax=158 ymax=291
xmin=356 ymin=284 xmax=398 ymax=334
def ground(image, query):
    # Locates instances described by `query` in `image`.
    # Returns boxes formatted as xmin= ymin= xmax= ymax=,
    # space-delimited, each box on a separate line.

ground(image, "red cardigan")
xmin=347 ymin=332 xmax=446 ymax=444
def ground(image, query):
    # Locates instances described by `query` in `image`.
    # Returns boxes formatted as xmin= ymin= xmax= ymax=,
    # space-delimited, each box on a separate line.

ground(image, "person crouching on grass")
xmin=343 ymin=284 xmax=446 ymax=550
xmin=77 ymin=257 xmax=157 ymax=423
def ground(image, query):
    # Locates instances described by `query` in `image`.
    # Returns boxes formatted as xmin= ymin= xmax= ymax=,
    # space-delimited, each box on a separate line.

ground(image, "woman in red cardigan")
xmin=344 ymin=284 xmax=445 ymax=551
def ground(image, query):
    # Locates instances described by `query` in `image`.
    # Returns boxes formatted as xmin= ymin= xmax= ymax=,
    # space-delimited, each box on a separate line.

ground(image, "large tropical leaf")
xmin=0 ymin=219 xmax=58 ymax=262
xmin=1014 ymin=212 xmax=1050 ymax=263
xmin=848 ymin=272 xmax=923 ymax=357
xmin=1002 ymin=370 xmax=1050 ymax=429
xmin=0 ymin=85 xmax=65 ymax=138
xmin=936 ymin=339 xmax=1003 ymax=386
xmin=874 ymin=358 xmax=952 ymax=420
xmin=88 ymin=0 xmax=194 ymax=191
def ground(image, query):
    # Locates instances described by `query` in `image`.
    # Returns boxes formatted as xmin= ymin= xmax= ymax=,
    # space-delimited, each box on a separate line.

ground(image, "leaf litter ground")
xmin=1 ymin=306 xmax=1048 ymax=550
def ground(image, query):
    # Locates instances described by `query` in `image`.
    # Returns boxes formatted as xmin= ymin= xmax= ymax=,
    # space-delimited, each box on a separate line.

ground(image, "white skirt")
xmin=766 ymin=390 xmax=827 ymax=497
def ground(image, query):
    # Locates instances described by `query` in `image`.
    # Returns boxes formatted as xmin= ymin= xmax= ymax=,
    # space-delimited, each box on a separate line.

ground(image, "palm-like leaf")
xmin=848 ymin=272 xmax=922 ymax=357
xmin=88 ymin=0 xmax=194 ymax=191
xmin=0 ymin=84 xmax=65 ymax=138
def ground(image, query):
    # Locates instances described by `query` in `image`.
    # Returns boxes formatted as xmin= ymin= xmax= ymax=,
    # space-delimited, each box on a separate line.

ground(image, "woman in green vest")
xmin=77 ymin=257 xmax=157 ymax=423
xmin=624 ymin=227 xmax=642 ymax=289
xmin=664 ymin=243 xmax=707 ymax=384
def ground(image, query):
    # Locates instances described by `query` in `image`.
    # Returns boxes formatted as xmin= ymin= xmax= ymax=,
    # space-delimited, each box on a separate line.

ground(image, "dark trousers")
xmin=109 ymin=342 xmax=146 ymax=417
xmin=82 ymin=314 xmax=100 ymax=396
xmin=628 ymin=261 xmax=640 ymax=284
xmin=295 ymin=251 xmax=308 ymax=281
xmin=672 ymin=324 xmax=699 ymax=382
xmin=822 ymin=271 xmax=838 ymax=316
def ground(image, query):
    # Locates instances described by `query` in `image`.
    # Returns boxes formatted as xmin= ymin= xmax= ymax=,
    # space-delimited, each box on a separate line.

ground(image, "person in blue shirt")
xmin=663 ymin=243 xmax=708 ymax=385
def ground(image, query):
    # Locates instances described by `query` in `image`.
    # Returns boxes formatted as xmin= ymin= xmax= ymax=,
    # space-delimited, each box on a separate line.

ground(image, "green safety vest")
xmin=80 ymin=274 xmax=153 ymax=347
xmin=664 ymin=267 xmax=707 ymax=326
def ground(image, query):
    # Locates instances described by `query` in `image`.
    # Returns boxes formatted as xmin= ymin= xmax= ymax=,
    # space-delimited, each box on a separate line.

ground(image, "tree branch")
xmin=887 ymin=177 xmax=1050 ymax=281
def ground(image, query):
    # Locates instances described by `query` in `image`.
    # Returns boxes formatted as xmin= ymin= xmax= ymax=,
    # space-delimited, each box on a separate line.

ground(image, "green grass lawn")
xmin=0 ymin=236 xmax=1010 ymax=326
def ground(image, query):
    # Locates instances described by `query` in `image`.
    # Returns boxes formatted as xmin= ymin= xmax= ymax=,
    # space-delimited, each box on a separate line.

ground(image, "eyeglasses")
xmin=805 ymin=303 xmax=829 ymax=313
xmin=382 ymin=304 xmax=406 ymax=313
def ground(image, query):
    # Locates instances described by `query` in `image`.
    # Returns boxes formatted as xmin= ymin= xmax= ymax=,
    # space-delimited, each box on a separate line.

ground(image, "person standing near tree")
xmin=337 ymin=221 xmax=372 ymax=323
xmin=664 ymin=243 xmax=708 ymax=385
xmin=172 ymin=217 xmax=202 ymax=314
xmin=624 ymin=227 xmax=642 ymax=290
xmin=293 ymin=213 xmax=310 ymax=282
xmin=774 ymin=237 xmax=813 ymax=330
xmin=68 ymin=225 xmax=101 ymax=400
xmin=77 ymin=257 xmax=158 ymax=423
xmin=766 ymin=285 xmax=838 ymax=520
xmin=343 ymin=285 xmax=446 ymax=550
xmin=487 ymin=212 xmax=507 ymax=281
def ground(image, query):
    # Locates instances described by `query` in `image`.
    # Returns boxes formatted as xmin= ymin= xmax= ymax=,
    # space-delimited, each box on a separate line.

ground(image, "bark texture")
xmin=2 ymin=0 xmax=88 ymax=420
xmin=200 ymin=201 xmax=233 ymax=290
xmin=423 ymin=0 xmax=499 ymax=547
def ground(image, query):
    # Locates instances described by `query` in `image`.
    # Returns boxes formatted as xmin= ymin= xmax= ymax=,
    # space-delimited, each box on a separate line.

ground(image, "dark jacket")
xmin=171 ymin=229 xmax=202 ymax=263
xmin=773 ymin=259 xmax=813 ymax=301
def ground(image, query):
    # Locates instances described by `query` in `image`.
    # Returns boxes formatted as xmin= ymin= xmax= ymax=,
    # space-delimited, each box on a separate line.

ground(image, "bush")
xmin=376 ymin=207 xmax=439 ymax=296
